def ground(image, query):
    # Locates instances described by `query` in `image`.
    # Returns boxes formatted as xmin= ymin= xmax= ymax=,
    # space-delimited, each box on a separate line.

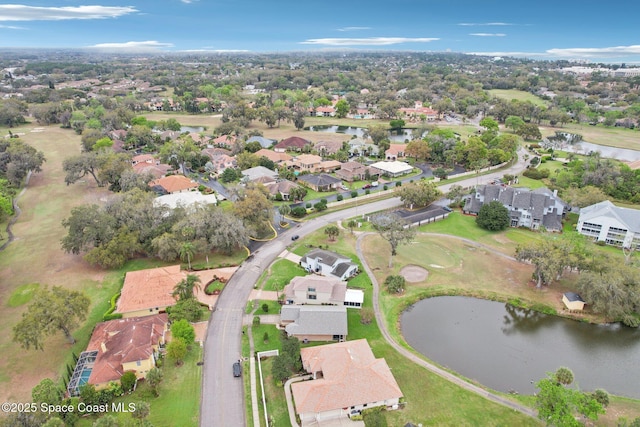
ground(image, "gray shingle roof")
xmin=564 ymin=292 xmax=584 ymax=303
xmin=281 ymin=305 xmax=348 ymax=336
xmin=331 ymin=262 xmax=357 ymax=278
xmin=297 ymin=173 xmax=341 ymax=187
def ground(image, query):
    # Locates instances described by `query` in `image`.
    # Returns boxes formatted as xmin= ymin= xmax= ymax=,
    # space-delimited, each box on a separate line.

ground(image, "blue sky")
xmin=1 ymin=1 xmax=639 ymax=63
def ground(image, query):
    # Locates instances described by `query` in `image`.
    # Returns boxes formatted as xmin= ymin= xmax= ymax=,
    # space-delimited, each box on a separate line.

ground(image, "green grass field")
xmin=488 ymin=89 xmax=549 ymax=108
xmin=262 ymin=259 xmax=307 ymax=291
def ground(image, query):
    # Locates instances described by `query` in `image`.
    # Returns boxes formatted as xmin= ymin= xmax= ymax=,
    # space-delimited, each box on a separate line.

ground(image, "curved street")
xmin=200 ymin=149 xmax=533 ymax=426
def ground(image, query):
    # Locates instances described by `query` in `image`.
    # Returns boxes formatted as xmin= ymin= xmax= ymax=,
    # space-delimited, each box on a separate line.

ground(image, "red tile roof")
xmin=117 ymin=265 xmax=185 ymax=314
xmin=149 ymin=175 xmax=198 ymax=194
xmin=86 ymin=314 xmax=168 ymax=385
xmin=274 ymin=136 xmax=310 ymax=150
xmin=292 ymin=339 xmax=402 ymax=415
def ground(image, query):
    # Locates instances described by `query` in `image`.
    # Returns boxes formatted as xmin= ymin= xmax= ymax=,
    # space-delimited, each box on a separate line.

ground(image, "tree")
xmin=233 ymin=184 xmax=274 ymax=236
xmin=278 ymin=204 xmax=291 ymax=226
xmin=32 ymin=378 xmax=63 ymax=406
xmin=261 ymin=303 xmax=269 ymax=313
xmin=405 ymin=139 xmax=431 ymax=161
xmin=63 ymin=152 xmax=104 ymax=186
xmin=0 ymin=139 xmax=46 ymax=186
xmin=131 ymin=401 xmax=150 ymax=422
xmin=170 ymin=319 xmax=196 ymax=346
xmin=146 ymin=367 xmax=163 ymax=398
xmin=179 ymin=242 xmax=195 ymax=270
xmin=289 ymin=186 xmax=307 ymax=202
xmin=479 ymin=117 xmax=499 ymax=132
xmin=335 ymin=99 xmax=349 ymax=118
xmin=271 ymin=354 xmax=290 ymax=384
xmin=371 ymin=213 xmax=416 ymax=267
xmin=384 ymin=275 xmax=406 ymax=294
xmin=13 ymin=286 xmax=90 ymax=350
xmin=476 ymin=200 xmax=510 ymax=231
xmin=92 ymin=415 xmax=121 ymax=427
xmin=167 ymin=298 xmax=203 ymax=323
xmin=554 ymin=366 xmax=574 ymax=386
xmin=324 ymin=225 xmax=340 ymax=241
xmin=535 ymin=368 xmax=604 ymax=426
xmin=446 ymin=184 xmax=467 ymax=205
xmin=517 ymin=123 xmax=542 ymax=141
xmin=505 ymin=115 xmax=525 ymax=132
xmin=389 ymin=119 xmax=405 ymax=130
xmin=515 ymin=235 xmax=581 ymax=288
xmin=395 ymin=180 xmax=442 ymax=208
xmin=166 ymin=338 xmax=188 ymax=366
xmin=347 ymin=219 xmax=357 ymax=235
xmin=159 ymin=137 xmax=198 ymax=174
xmin=366 ymin=124 xmax=388 ymax=145
xmin=120 ymin=371 xmax=137 ymax=393
xmin=173 ymin=274 xmax=201 ymax=301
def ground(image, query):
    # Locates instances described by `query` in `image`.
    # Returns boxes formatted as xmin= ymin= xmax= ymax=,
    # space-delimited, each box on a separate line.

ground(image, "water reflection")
xmin=401 ymin=296 xmax=640 ymax=397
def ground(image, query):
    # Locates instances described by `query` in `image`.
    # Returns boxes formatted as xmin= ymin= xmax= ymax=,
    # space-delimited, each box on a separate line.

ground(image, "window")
xmin=136 ymin=360 xmax=141 ymax=366
xmin=307 ymin=287 xmax=316 ymax=292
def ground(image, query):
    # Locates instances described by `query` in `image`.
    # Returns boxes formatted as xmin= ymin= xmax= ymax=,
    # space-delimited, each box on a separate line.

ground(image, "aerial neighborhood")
xmin=1 ymin=44 xmax=640 ymax=427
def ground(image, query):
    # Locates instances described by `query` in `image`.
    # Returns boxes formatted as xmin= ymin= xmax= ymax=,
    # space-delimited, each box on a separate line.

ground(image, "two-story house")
xmin=300 ymin=249 xmax=358 ymax=280
xmin=576 ymin=200 xmax=640 ymax=249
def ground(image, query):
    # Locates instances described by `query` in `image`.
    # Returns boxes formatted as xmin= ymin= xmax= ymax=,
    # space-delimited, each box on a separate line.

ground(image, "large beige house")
xmin=291 ymin=339 xmax=403 ymax=423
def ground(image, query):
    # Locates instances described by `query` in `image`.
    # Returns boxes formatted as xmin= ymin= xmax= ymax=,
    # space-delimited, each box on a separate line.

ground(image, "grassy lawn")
xmin=488 ymin=89 xmax=549 ymax=108
xmin=77 ymin=347 xmax=203 ymax=427
xmin=263 ymin=259 xmax=306 ymax=291
xmin=254 ymin=300 xmax=282 ymax=315
xmin=539 ymin=122 xmax=640 ymax=150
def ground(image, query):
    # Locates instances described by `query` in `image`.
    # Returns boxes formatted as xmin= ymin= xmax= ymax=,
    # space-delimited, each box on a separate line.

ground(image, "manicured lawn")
xmin=78 ymin=347 xmax=203 ymax=427
xmin=488 ymin=89 xmax=549 ymax=108
xmin=6 ymin=282 xmax=40 ymax=307
xmin=263 ymin=259 xmax=307 ymax=291
xmin=254 ymin=300 xmax=282 ymax=315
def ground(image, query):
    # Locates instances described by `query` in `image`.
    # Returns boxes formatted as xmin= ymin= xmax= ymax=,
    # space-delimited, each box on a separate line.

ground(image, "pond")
xmin=542 ymin=131 xmax=640 ymax=161
xmin=305 ymin=125 xmax=426 ymax=142
xmin=401 ymin=296 xmax=640 ymax=398
xmin=180 ymin=126 xmax=205 ymax=133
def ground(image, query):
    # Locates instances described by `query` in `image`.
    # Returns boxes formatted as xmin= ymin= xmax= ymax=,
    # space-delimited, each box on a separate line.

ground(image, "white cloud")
xmin=0 ymin=24 xmax=26 ymax=29
xmin=337 ymin=26 xmax=371 ymax=32
xmin=467 ymin=51 xmax=546 ymax=57
xmin=0 ymin=5 xmax=138 ymax=21
xmin=87 ymin=41 xmax=174 ymax=51
xmin=181 ymin=0 xmax=198 ymax=3
xmin=546 ymin=45 xmax=640 ymax=58
xmin=458 ymin=22 xmax=515 ymax=26
xmin=300 ymin=37 xmax=439 ymax=46
xmin=469 ymin=33 xmax=506 ymax=37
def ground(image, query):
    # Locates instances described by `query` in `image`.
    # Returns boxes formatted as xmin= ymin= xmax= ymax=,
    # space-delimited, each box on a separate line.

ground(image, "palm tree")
xmin=173 ymin=274 xmax=202 ymax=301
xmin=278 ymin=204 xmax=291 ymax=226
xmin=179 ymin=242 xmax=195 ymax=271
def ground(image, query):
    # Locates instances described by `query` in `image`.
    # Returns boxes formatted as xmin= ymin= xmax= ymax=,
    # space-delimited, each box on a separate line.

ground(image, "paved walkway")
xmin=249 ymin=289 xmax=279 ymax=301
xmin=355 ymin=232 xmax=537 ymax=419
xmin=243 ymin=314 xmax=281 ymax=325
xmin=246 ymin=308 xmax=260 ymax=427
xmin=279 ymin=249 xmax=302 ymax=264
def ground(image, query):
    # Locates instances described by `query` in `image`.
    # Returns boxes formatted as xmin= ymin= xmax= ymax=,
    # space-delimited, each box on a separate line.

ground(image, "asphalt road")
xmin=200 ymin=148 xmax=531 ymax=426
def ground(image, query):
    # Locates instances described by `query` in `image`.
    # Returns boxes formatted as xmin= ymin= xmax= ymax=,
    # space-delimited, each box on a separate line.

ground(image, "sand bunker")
xmin=399 ymin=265 xmax=428 ymax=283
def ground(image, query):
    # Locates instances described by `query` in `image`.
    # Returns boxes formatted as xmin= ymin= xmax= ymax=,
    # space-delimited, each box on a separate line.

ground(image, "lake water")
xmin=401 ymin=296 xmax=640 ymax=397
xmin=543 ymin=131 xmax=640 ymax=161
xmin=305 ymin=125 xmax=425 ymax=142
xmin=180 ymin=126 xmax=204 ymax=133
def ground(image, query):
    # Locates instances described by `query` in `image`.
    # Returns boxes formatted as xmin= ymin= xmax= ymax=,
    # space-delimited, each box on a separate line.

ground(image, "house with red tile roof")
xmin=274 ymin=136 xmax=310 ymax=153
xmin=116 ymin=265 xmax=185 ymax=318
xmin=314 ymin=140 xmax=343 ymax=156
xmin=149 ymin=175 xmax=198 ymax=194
xmin=255 ymin=149 xmax=292 ymax=164
xmin=335 ymin=161 xmax=368 ymax=182
xmin=67 ymin=314 xmax=168 ymax=396
xmin=385 ymin=143 xmax=406 ymax=161
xmin=291 ymin=339 xmax=402 ymax=423
xmin=399 ymin=101 xmax=438 ymax=121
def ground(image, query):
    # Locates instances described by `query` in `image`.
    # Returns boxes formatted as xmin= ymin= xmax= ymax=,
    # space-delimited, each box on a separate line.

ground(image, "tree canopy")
xmin=13 ymin=286 xmax=90 ymax=350
xmin=395 ymin=180 xmax=442 ymax=208
xmin=476 ymin=200 xmax=510 ymax=231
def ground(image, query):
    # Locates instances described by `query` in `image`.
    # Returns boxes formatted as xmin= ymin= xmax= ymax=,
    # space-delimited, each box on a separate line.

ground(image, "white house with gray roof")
xmin=280 ymin=305 xmax=348 ymax=342
xmin=576 ymin=200 xmax=640 ymax=249
xmin=300 ymin=249 xmax=359 ymax=280
xmin=463 ymin=185 xmax=566 ymax=231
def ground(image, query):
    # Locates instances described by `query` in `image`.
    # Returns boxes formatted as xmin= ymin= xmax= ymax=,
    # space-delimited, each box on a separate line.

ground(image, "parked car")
xmin=291 ymin=235 xmax=300 ymax=241
xmin=233 ymin=361 xmax=242 ymax=377
xmin=362 ymin=184 xmax=372 ymax=189
xmin=340 ymin=184 xmax=349 ymax=191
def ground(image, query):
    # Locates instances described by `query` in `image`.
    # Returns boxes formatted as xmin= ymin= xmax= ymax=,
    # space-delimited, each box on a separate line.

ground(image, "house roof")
xmin=331 ymin=262 xmax=358 ymax=278
xmin=320 ymin=160 xmax=342 ymax=170
xmin=385 ymin=144 xmax=407 ymax=156
xmin=265 ymin=179 xmax=299 ymax=195
xmin=254 ymin=149 xmax=292 ymax=163
xmin=295 ymin=154 xmax=322 ymax=165
xmin=564 ymin=292 xmax=585 ymax=303
xmin=132 ymin=154 xmax=154 ymax=164
xmin=345 ymin=289 xmax=364 ymax=304
xmin=202 ymin=147 xmax=232 ymax=160
xmin=314 ymin=140 xmax=343 ymax=154
xmin=133 ymin=163 xmax=171 ymax=179
xmin=579 ymin=200 xmax=640 ymax=233
xmin=340 ymin=161 xmax=366 ymax=172
xmin=274 ymin=136 xmax=310 ymax=150
xmin=284 ymin=276 xmax=347 ymax=304
xmin=241 ymin=166 xmax=278 ymax=181
xmin=153 ymin=191 xmax=217 ymax=210
xmin=149 ymin=175 xmax=198 ymax=194
xmin=116 ymin=265 xmax=185 ymax=314
xmin=292 ymin=339 xmax=402 ymax=415
xmin=281 ymin=305 xmax=348 ymax=336
xmin=300 ymin=248 xmax=349 ymax=267
xmin=370 ymin=161 xmax=413 ymax=174
xmin=297 ymin=173 xmax=341 ymax=187
xmin=86 ymin=314 xmax=168 ymax=385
